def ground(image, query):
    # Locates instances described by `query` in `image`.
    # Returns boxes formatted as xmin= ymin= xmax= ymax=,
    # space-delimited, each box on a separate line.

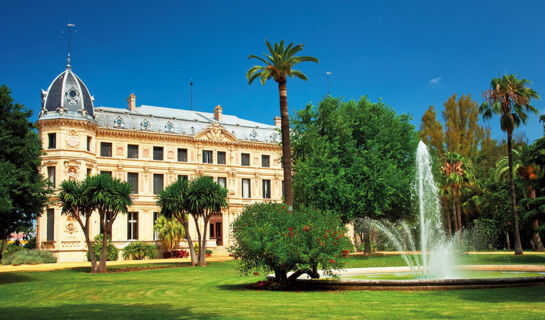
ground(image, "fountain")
xmin=370 ymin=141 xmax=457 ymax=279
xmin=280 ymin=141 xmax=545 ymax=290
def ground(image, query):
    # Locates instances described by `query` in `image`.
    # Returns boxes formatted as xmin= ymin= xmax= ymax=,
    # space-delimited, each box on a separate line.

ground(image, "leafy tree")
xmin=153 ymin=215 xmax=185 ymax=254
xmin=122 ymin=241 xmax=158 ymax=260
xmin=86 ymin=174 xmax=132 ymax=272
xmin=157 ymin=178 xmax=198 ymax=265
xmin=419 ymin=105 xmax=445 ymax=157
xmin=443 ymin=94 xmax=485 ymax=159
xmin=247 ymin=40 xmax=319 ymax=208
xmin=480 ymin=74 xmax=540 ymax=255
xmin=186 ymin=176 xmax=228 ymax=265
xmin=291 ymin=96 xmax=418 ymax=253
xmin=0 ymin=85 xmax=50 ymax=260
xmin=58 ymin=179 xmax=98 ymax=272
xmin=230 ymin=203 xmax=352 ymax=288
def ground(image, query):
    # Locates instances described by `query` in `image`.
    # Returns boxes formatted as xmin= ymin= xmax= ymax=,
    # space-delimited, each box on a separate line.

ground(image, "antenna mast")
xmin=190 ymin=79 xmax=193 ymax=110
xmin=63 ymin=23 xmax=77 ymax=68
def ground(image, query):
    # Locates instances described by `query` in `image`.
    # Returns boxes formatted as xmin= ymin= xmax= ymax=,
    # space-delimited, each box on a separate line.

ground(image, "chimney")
xmin=127 ymin=93 xmax=136 ymax=111
xmin=214 ymin=105 xmax=222 ymax=121
xmin=274 ymin=116 xmax=281 ymax=128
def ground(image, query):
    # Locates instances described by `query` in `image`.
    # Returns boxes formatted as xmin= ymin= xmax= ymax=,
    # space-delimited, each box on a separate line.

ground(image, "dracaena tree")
xmin=86 ymin=174 xmax=133 ymax=272
xmin=58 ymin=179 xmax=98 ymax=272
xmin=246 ymin=40 xmax=319 ymax=208
xmin=186 ymin=176 xmax=228 ymax=266
xmin=157 ymin=178 xmax=198 ymax=265
xmin=480 ymin=74 xmax=540 ymax=255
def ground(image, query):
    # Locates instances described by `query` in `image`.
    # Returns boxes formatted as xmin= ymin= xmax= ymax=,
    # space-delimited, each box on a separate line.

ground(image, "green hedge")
xmin=1 ymin=249 xmax=57 ymax=265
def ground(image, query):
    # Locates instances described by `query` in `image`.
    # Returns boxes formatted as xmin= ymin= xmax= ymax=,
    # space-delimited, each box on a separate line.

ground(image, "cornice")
xmin=36 ymin=118 xmax=98 ymax=130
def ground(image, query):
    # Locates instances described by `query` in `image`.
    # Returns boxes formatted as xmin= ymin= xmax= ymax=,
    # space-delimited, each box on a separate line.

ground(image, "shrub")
xmin=1 ymin=249 xmax=57 ymax=265
xmin=205 ymin=249 xmax=212 ymax=256
xmin=163 ymin=249 xmax=189 ymax=259
xmin=24 ymin=237 xmax=36 ymax=249
xmin=122 ymin=241 xmax=158 ymax=260
xmin=87 ymin=234 xmax=119 ymax=262
xmin=2 ymin=243 xmax=25 ymax=259
xmin=230 ymin=203 xmax=353 ymax=287
xmin=153 ymin=215 xmax=185 ymax=254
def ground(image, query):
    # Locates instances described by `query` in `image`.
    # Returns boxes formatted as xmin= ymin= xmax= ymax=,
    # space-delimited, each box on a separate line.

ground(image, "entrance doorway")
xmin=209 ymin=216 xmax=223 ymax=246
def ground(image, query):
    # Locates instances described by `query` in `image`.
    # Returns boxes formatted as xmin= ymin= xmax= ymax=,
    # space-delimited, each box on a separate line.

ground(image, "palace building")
xmin=36 ymin=62 xmax=283 ymax=262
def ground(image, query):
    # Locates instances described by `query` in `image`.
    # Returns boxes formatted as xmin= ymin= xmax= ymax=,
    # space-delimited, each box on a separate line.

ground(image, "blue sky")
xmin=2 ymin=1 xmax=545 ymax=141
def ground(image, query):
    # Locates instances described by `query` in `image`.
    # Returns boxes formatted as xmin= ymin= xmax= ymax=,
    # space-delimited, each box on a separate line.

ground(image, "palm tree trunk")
xmin=505 ymin=230 xmax=511 ymax=250
xmin=181 ymin=220 xmax=197 ymax=266
xmin=528 ymin=187 xmax=545 ymax=251
xmin=507 ymin=131 xmax=524 ymax=255
xmin=76 ymin=214 xmax=96 ymax=273
xmin=455 ymin=188 xmax=463 ymax=234
xmin=452 ymin=194 xmax=458 ymax=232
xmin=444 ymin=197 xmax=452 ymax=236
xmin=278 ymin=79 xmax=293 ymax=208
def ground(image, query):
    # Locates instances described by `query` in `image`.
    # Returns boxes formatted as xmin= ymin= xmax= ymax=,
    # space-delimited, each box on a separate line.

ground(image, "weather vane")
xmin=62 ymin=22 xmax=77 ymax=68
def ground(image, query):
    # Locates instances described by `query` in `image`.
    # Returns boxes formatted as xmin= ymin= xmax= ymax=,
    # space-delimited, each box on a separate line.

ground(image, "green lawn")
xmin=1 ymin=254 xmax=544 ymax=320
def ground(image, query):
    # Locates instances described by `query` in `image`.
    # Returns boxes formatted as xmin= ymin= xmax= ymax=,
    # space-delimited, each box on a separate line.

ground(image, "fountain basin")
xmin=272 ymin=265 xmax=545 ymax=290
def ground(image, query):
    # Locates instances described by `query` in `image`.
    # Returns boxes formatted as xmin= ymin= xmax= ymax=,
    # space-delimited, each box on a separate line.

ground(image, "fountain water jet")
xmin=371 ymin=141 xmax=457 ymax=279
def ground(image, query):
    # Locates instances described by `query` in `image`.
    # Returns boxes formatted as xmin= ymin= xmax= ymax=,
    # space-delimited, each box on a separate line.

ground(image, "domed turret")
xmin=40 ymin=64 xmax=94 ymax=120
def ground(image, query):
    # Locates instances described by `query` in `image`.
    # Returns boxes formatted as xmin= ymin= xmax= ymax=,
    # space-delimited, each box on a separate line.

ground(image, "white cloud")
xmin=429 ymin=77 xmax=442 ymax=85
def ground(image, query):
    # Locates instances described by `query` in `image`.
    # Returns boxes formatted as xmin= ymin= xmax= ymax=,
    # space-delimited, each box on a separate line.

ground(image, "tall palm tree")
xmin=58 ymin=179 xmax=98 ymax=272
xmin=247 ymin=40 xmax=319 ymax=208
xmin=481 ymin=74 xmax=540 ymax=255
xmin=186 ymin=176 xmax=228 ymax=266
xmin=442 ymin=152 xmax=473 ymax=235
xmin=86 ymin=174 xmax=133 ymax=272
xmin=495 ymin=146 xmax=544 ymax=250
xmin=157 ymin=178 xmax=198 ymax=266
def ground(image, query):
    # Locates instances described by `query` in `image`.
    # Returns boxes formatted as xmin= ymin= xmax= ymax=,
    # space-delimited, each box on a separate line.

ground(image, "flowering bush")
xmin=230 ymin=203 xmax=353 ymax=287
xmin=163 ymin=249 xmax=189 ymax=259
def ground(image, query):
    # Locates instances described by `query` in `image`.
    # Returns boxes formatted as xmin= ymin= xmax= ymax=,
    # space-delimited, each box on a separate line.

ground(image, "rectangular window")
xmin=241 ymin=153 xmax=250 ymax=166
xmin=100 ymin=212 xmax=113 ymax=234
xmin=177 ymin=148 xmax=188 ymax=162
xmin=100 ymin=171 xmax=112 ymax=176
xmin=48 ymin=133 xmax=56 ymax=149
xmin=262 ymin=155 xmax=270 ymax=168
xmin=262 ymin=179 xmax=271 ymax=199
xmin=178 ymin=175 xmax=188 ymax=182
xmin=217 ymin=151 xmax=226 ymax=165
xmin=46 ymin=208 xmax=54 ymax=241
xmin=86 ymin=136 xmax=91 ymax=152
xmin=153 ymin=147 xmax=164 ymax=160
xmin=127 ymin=144 xmax=139 ymax=159
xmin=153 ymin=174 xmax=164 ymax=194
xmin=47 ymin=166 xmax=56 ymax=188
xmin=217 ymin=177 xmax=227 ymax=189
xmin=153 ymin=212 xmax=159 ymax=241
xmin=210 ymin=222 xmax=215 ymax=238
xmin=242 ymin=178 xmax=251 ymax=198
xmin=100 ymin=142 xmax=112 ymax=157
xmin=87 ymin=168 xmax=92 ymax=177
xmin=203 ymin=150 xmax=213 ymax=164
xmin=127 ymin=172 xmax=138 ymax=194
xmin=127 ymin=212 xmax=138 ymax=240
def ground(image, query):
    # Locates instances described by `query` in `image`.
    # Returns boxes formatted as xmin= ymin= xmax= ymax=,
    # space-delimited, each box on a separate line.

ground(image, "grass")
xmin=0 ymin=254 xmax=544 ymax=319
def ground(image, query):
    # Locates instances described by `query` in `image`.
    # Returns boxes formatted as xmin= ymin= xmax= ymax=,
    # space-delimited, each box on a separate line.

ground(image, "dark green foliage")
xmin=1 ymin=243 xmax=25 ymax=259
xmin=291 ymin=96 xmax=419 ymax=223
xmin=122 ymin=242 xmax=158 ymax=260
xmin=0 ymin=85 xmax=50 ymax=256
xmin=87 ymin=234 xmax=119 ymax=262
xmin=230 ymin=203 xmax=353 ymax=286
xmin=1 ymin=248 xmax=56 ymax=265
xmin=23 ymin=237 xmax=36 ymax=249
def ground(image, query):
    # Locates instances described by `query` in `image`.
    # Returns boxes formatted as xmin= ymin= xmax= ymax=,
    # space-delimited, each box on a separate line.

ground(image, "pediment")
xmin=195 ymin=123 xmax=238 ymax=142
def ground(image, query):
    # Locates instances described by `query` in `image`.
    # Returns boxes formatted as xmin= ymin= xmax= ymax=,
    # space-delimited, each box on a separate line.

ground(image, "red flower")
xmin=253 ymin=272 xmax=259 ymax=276
xmin=282 ymin=206 xmax=286 ymax=209
xmin=324 ymin=234 xmax=328 ymax=238
xmin=330 ymin=259 xmax=336 ymax=263
xmin=327 ymin=229 xmax=331 ymax=233
xmin=316 ymin=238 xmax=320 ymax=242
xmin=289 ymin=227 xmax=293 ymax=231
xmin=314 ymin=209 xmax=317 ymax=212
xmin=333 ymin=241 xmax=338 ymax=245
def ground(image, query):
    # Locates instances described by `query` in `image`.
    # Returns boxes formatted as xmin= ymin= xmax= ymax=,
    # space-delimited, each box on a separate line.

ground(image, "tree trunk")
xmin=507 ymin=131 xmax=524 ymax=255
xmin=363 ymin=224 xmax=371 ymax=254
xmin=76 ymin=214 xmax=97 ymax=273
xmin=452 ymin=195 xmax=458 ymax=232
xmin=444 ymin=197 xmax=452 ymax=236
xmin=278 ymin=79 xmax=293 ymax=209
xmin=181 ymin=220 xmax=197 ymax=266
xmin=192 ymin=215 xmax=202 ymax=265
xmin=274 ymin=267 xmax=288 ymax=287
xmin=505 ymin=230 xmax=511 ymax=251
xmin=0 ymin=239 xmax=6 ymax=261
xmin=528 ymin=187 xmax=545 ymax=251
xmin=97 ymin=227 xmax=109 ymax=273
xmin=199 ymin=217 xmax=209 ymax=266
xmin=455 ymin=188 xmax=463 ymax=235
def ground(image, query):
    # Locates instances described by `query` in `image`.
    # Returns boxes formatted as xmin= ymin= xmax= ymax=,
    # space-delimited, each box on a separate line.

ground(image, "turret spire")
xmin=64 ymin=23 xmax=76 ymax=69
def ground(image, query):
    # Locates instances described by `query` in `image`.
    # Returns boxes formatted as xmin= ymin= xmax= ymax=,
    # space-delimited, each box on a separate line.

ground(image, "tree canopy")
xmin=0 ymin=85 xmax=50 ymax=258
xmin=291 ymin=96 xmax=419 ymax=224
